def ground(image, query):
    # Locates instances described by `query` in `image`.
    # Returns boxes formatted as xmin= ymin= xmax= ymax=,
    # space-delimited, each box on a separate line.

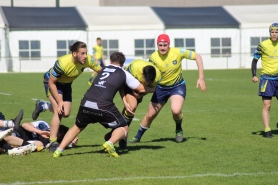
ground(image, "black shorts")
xmin=75 ymin=99 xmax=127 ymax=129
xmin=124 ymin=85 xmax=143 ymax=104
xmin=43 ymin=78 xmax=72 ymax=102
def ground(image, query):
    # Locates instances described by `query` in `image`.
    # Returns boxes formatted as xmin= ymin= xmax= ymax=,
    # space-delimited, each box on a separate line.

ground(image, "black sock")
xmin=21 ymin=141 xmax=30 ymax=146
xmin=2 ymin=143 xmax=13 ymax=150
xmin=174 ymin=118 xmax=183 ymax=131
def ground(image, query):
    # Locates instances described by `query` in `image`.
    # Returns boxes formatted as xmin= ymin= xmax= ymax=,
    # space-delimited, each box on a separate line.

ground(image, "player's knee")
xmin=62 ymin=112 xmax=70 ymax=118
xmin=172 ymin=110 xmax=182 ymax=117
xmin=263 ymin=104 xmax=271 ymax=111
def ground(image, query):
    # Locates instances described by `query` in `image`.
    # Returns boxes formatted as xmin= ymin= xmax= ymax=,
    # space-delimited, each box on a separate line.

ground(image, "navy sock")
xmin=175 ymin=118 xmax=183 ymax=131
xmin=135 ymin=125 xmax=148 ymax=140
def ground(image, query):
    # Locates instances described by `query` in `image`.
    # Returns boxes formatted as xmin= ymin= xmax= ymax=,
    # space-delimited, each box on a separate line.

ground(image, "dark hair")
xmin=110 ymin=52 xmax=126 ymax=66
xmin=69 ymin=41 xmax=87 ymax=52
xmin=143 ymin=66 xmax=156 ymax=85
xmin=96 ymin=37 xmax=101 ymax=41
xmin=57 ymin=125 xmax=69 ymax=143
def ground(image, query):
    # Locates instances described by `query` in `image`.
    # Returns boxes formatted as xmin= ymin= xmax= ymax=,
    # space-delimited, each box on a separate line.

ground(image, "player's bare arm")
xmin=194 ymin=53 xmax=206 ymax=92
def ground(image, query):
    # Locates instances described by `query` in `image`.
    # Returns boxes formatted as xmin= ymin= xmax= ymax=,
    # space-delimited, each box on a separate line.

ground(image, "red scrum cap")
xmin=157 ymin=34 xmax=170 ymax=44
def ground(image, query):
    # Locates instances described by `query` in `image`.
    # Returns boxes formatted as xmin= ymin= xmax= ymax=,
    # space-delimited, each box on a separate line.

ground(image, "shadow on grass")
xmin=144 ymin=137 xmax=207 ymax=143
xmin=252 ymin=129 xmax=278 ymax=137
xmin=62 ymin=145 xmax=164 ymax=157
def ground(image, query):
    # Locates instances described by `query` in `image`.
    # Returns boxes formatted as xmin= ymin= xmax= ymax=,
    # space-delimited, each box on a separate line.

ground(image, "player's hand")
xmin=39 ymin=131 xmax=50 ymax=138
xmin=124 ymin=102 xmax=135 ymax=116
xmin=57 ymin=101 xmax=64 ymax=115
xmin=252 ymin=76 xmax=259 ymax=83
xmin=196 ymin=78 xmax=206 ymax=92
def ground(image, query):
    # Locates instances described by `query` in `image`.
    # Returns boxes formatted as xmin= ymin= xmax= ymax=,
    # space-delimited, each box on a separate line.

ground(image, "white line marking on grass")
xmin=133 ymin=117 xmax=140 ymax=121
xmin=0 ymin=92 xmax=11 ymax=96
xmin=2 ymin=171 xmax=278 ymax=185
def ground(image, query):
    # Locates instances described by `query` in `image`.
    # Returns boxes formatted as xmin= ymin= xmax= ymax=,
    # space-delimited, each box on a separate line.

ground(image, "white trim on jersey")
xmin=124 ymin=71 xmax=140 ymax=90
xmin=108 ymin=64 xmax=140 ymax=90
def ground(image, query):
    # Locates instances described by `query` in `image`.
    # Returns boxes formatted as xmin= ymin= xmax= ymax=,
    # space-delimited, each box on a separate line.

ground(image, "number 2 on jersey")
xmin=100 ymin=72 xmax=110 ymax=80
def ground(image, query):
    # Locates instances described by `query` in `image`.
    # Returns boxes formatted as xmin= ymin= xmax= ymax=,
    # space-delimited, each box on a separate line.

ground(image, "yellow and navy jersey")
xmin=125 ymin=59 xmax=161 ymax=87
xmin=93 ymin=45 xmax=104 ymax=60
xmin=44 ymin=54 xmax=101 ymax=84
xmin=149 ymin=47 xmax=195 ymax=86
xmin=254 ymin=38 xmax=278 ymax=75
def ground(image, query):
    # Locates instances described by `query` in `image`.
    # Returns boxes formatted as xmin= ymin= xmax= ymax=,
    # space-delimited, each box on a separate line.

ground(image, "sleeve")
xmin=253 ymin=45 xmax=263 ymax=60
xmin=124 ymin=70 xmax=140 ymax=90
xmin=149 ymin=55 xmax=156 ymax=65
xmin=87 ymin=54 xmax=101 ymax=72
xmin=251 ymin=58 xmax=258 ymax=77
xmin=50 ymin=60 xmax=64 ymax=78
xmin=180 ymin=48 xmax=195 ymax=60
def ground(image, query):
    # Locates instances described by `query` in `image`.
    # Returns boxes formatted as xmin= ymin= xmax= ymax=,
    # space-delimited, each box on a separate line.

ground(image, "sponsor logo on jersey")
xmin=83 ymin=110 xmax=103 ymax=117
xmin=95 ymin=80 xmax=107 ymax=88
xmin=172 ymin=60 xmax=177 ymax=65
xmin=166 ymin=64 xmax=169 ymax=68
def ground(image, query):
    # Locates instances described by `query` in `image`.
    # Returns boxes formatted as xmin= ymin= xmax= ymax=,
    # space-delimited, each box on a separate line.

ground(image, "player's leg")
xmin=32 ymin=81 xmax=53 ymax=120
xmin=48 ymin=94 xmax=63 ymax=151
xmin=169 ymin=84 xmax=186 ymax=142
xmin=53 ymin=104 xmax=89 ymax=157
xmin=53 ymin=124 xmax=85 ymax=158
xmin=262 ymin=97 xmax=272 ymax=138
xmin=129 ymin=87 xmax=167 ymax=143
xmin=129 ymin=102 xmax=165 ymax=143
xmin=258 ymin=77 xmax=275 ymax=138
xmin=0 ymin=110 xmax=23 ymax=131
xmin=170 ymin=95 xmax=185 ymax=142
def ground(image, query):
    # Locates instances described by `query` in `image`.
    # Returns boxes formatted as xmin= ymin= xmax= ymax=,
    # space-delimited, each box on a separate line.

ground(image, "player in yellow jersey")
xmin=251 ymin=23 xmax=278 ymax=138
xmin=31 ymin=41 xmax=101 ymax=152
xmin=103 ymin=59 xmax=161 ymax=148
xmin=129 ymin=34 xmax=206 ymax=143
xmin=88 ymin=37 xmax=105 ymax=85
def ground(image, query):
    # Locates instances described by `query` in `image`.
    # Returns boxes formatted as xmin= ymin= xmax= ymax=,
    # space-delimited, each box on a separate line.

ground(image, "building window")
xmin=57 ymin=40 xmax=76 ymax=57
xmin=174 ymin=38 xmax=195 ymax=51
xmin=134 ymin=39 xmax=155 ymax=58
xmin=102 ymin=40 xmax=119 ymax=57
xmin=19 ymin=40 xmax=41 ymax=60
xmin=210 ymin=38 xmax=231 ymax=57
xmin=250 ymin=37 xmax=269 ymax=55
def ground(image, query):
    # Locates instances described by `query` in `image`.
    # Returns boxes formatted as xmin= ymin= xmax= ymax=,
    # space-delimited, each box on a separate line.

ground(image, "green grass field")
xmin=1 ymin=69 xmax=278 ymax=185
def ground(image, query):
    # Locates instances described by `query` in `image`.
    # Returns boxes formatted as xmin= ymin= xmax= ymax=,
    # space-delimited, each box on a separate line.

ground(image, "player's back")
xmin=84 ymin=64 xmax=126 ymax=104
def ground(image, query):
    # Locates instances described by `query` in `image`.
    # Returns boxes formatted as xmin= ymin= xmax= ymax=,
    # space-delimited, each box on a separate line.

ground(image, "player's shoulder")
xmin=260 ymin=38 xmax=271 ymax=46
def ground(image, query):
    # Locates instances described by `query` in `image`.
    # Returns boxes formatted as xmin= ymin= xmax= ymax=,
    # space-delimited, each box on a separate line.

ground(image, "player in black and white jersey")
xmin=53 ymin=52 xmax=154 ymax=158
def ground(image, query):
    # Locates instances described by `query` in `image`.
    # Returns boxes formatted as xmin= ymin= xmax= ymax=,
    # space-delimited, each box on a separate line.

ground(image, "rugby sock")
xmin=265 ymin=127 xmax=271 ymax=132
xmin=56 ymin=147 xmax=64 ymax=153
xmin=49 ymin=137 xmax=57 ymax=143
xmin=174 ymin=116 xmax=183 ymax=131
xmin=4 ymin=120 xmax=14 ymax=128
xmin=135 ymin=125 xmax=149 ymax=140
xmin=2 ymin=143 xmax=13 ymax=150
xmin=21 ymin=141 xmax=30 ymax=146
xmin=39 ymin=101 xmax=51 ymax=111
xmin=123 ymin=110 xmax=134 ymax=126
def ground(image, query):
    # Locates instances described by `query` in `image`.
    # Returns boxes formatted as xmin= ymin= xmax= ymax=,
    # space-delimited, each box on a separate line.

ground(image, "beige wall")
xmin=100 ymin=0 xmax=278 ymax=7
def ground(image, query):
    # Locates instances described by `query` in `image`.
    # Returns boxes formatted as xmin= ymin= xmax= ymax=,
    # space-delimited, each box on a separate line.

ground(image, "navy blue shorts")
xmin=151 ymin=84 xmax=186 ymax=103
xmin=98 ymin=59 xmax=105 ymax=68
xmin=43 ymin=79 xmax=72 ymax=102
xmin=258 ymin=75 xmax=278 ymax=98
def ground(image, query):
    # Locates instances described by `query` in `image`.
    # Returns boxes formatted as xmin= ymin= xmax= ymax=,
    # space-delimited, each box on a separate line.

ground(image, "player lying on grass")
xmin=129 ymin=34 xmax=206 ymax=143
xmin=53 ymin=52 xmax=154 ymax=158
xmin=0 ymin=110 xmax=38 ymax=155
xmin=104 ymin=59 xmax=161 ymax=148
xmin=31 ymin=41 xmax=101 ymax=152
